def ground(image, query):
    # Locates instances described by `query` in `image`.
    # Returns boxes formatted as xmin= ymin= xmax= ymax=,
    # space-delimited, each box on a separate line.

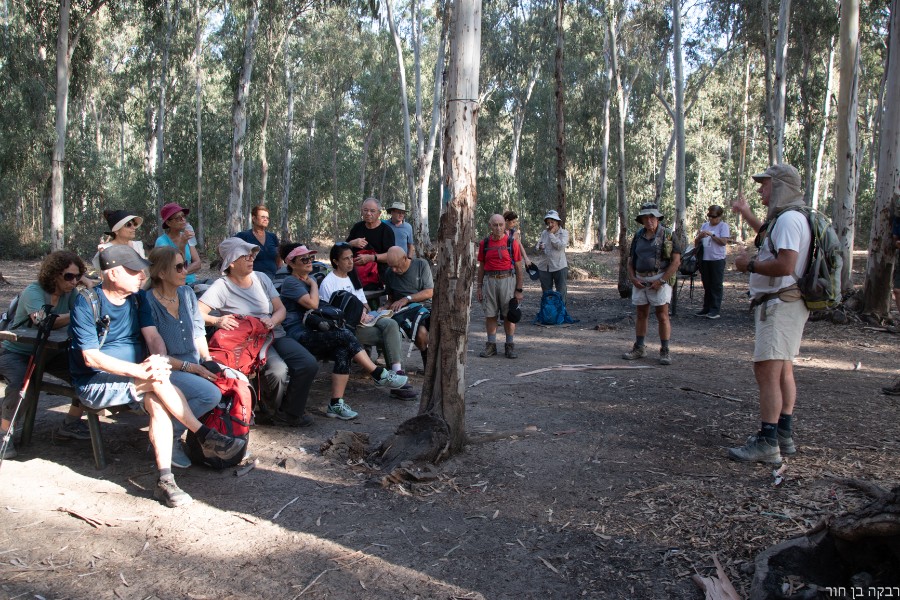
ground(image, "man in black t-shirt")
xmin=346 ymin=198 xmax=395 ymax=285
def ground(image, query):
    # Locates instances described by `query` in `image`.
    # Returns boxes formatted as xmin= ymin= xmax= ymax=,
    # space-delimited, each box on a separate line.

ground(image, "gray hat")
xmin=218 ymin=237 xmax=260 ymax=274
xmin=98 ymin=245 xmax=150 ymax=272
xmin=387 ymin=201 xmax=407 ymax=213
xmin=543 ymin=209 xmax=562 ymax=223
xmin=635 ymin=203 xmax=664 ymax=224
xmin=751 ymin=163 xmax=802 ymax=188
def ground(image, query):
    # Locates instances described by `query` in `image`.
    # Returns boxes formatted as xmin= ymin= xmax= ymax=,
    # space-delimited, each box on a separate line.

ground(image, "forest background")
xmin=0 ymin=0 xmax=893 ymax=273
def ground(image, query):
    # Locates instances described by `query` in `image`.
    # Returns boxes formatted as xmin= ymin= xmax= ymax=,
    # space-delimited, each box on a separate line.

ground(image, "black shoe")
xmin=390 ymin=385 xmax=419 ymax=401
xmin=694 ymin=309 xmax=710 ymax=317
xmin=200 ymin=429 xmax=247 ymax=460
xmin=273 ymin=411 xmax=314 ymax=427
xmin=154 ymin=476 xmax=193 ymax=508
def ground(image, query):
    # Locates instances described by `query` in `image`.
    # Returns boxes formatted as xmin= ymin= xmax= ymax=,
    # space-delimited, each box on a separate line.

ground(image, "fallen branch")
xmin=678 ymin=387 xmax=744 ymax=403
xmin=692 ymin=554 xmax=740 ymax=600
xmin=273 ymin=496 xmax=299 ymax=520
xmin=517 ymin=364 xmax=652 ymax=377
xmin=56 ymin=507 xmax=108 ymax=528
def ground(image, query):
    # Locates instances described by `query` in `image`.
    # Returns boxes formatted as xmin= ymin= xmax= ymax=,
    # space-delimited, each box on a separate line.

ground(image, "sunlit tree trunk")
xmin=386 ymin=0 xmax=416 ymax=209
xmin=156 ymin=0 xmax=176 ymax=208
xmin=762 ymin=0 xmax=775 ymax=164
xmin=228 ymin=0 xmax=260 ymax=235
xmin=554 ymin=0 xmax=567 ymax=227
xmin=419 ymin=0 xmax=482 ymax=455
xmin=672 ymin=0 xmax=686 ymax=245
xmin=772 ymin=0 xmax=792 ymax=163
xmin=608 ymin=5 xmax=629 ymax=297
xmin=812 ymin=37 xmax=835 ymax=211
xmin=833 ymin=0 xmax=859 ymax=293
xmin=598 ymin=32 xmax=611 ymax=248
xmin=49 ymin=0 xmax=72 ymax=251
xmin=281 ymin=39 xmax=294 ymax=243
xmin=861 ymin=0 xmax=900 ymax=317
xmin=193 ymin=0 xmax=205 ymax=249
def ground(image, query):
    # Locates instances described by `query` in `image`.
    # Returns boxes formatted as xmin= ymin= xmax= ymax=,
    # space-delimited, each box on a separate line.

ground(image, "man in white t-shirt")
xmin=729 ymin=163 xmax=811 ymax=465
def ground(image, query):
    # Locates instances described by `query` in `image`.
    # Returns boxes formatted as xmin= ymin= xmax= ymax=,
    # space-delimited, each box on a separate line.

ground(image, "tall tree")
xmin=155 ymin=0 xmax=178 ymax=208
xmin=772 ymin=0 xmax=792 ymax=163
xmin=672 ymin=0 xmax=685 ymax=244
xmin=862 ymin=0 xmax=900 ymax=317
xmin=385 ymin=0 xmax=416 ymax=209
xmin=554 ymin=0 xmax=567 ymax=226
xmin=833 ymin=0 xmax=860 ymax=293
xmin=192 ymin=0 xmax=205 ymax=249
xmin=608 ymin=3 xmax=629 ymax=297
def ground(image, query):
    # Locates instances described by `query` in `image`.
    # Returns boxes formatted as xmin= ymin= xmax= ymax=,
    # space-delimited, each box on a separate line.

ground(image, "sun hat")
xmin=751 ymin=163 xmax=801 ymax=188
xmin=543 ymin=210 xmax=562 ymax=223
xmin=387 ymin=201 xmax=407 ymax=213
xmin=285 ymin=245 xmax=318 ymax=263
xmin=218 ymin=237 xmax=260 ymax=274
xmin=160 ymin=202 xmax=189 ymax=228
xmin=98 ymin=245 xmax=150 ymax=272
xmin=526 ymin=263 xmax=541 ymax=281
xmin=506 ymin=298 xmax=522 ymax=324
xmin=635 ymin=203 xmax=664 ymax=224
xmin=104 ymin=210 xmax=143 ymax=234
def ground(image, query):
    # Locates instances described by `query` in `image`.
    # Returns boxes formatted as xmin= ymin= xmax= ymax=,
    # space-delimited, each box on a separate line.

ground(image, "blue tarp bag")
xmin=533 ymin=290 xmax=577 ymax=325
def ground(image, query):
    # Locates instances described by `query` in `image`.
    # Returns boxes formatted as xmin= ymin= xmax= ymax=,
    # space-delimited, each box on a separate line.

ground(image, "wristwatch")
xmin=405 ymin=295 xmax=413 ymax=302
xmin=515 ymin=288 xmax=524 ymax=293
xmin=747 ymin=259 xmax=756 ymax=274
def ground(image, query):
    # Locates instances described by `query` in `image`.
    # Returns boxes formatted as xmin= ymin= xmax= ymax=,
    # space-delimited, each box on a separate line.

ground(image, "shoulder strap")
xmin=507 ymin=235 xmax=515 ymax=269
xmin=77 ymin=286 xmax=112 ymax=349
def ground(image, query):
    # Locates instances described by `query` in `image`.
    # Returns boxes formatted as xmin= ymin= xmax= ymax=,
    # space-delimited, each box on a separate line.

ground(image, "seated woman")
xmin=199 ymin=238 xmax=319 ymax=427
xmin=155 ymin=203 xmax=201 ymax=286
xmin=319 ymin=243 xmax=416 ymax=400
xmin=138 ymin=246 xmax=221 ymax=469
xmin=0 ymin=251 xmax=91 ymax=459
xmin=279 ymin=244 xmax=408 ymax=420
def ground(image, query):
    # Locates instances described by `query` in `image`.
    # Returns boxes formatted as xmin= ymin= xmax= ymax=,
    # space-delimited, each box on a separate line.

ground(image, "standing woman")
xmin=234 ymin=205 xmax=282 ymax=281
xmin=139 ymin=246 xmax=221 ymax=469
xmin=155 ymin=203 xmax=201 ymax=286
xmin=694 ymin=205 xmax=731 ymax=319
xmin=0 ymin=252 xmax=91 ymax=458
xmin=199 ymin=238 xmax=318 ymax=427
xmin=533 ymin=210 xmax=569 ymax=303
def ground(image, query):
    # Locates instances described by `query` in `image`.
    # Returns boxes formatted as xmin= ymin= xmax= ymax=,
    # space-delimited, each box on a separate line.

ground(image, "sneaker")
xmin=154 ymin=476 xmax=193 ymax=508
xmin=374 ymin=369 xmax=408 ymax=389
xmin=504 ymin=343 xmax=518 ymax=359
xmin=777 ymin=428 xmax=796 ymax=455
xmin=728 ymin=434 xmax=782 ymax=464
xmin=706 ymin=312 xmax=721 ymax=320
xmin=694 ymin=309 xmax=710 ymax=317
xmin=57 ymin=418 xmax=92 ymax=440
xmin=326 ymin=399 xmax=358 ymax=420
xmin=199 ymin=429 xmax=246 ymax=461
xmin=273 ymin=411 xmax=314 ymax=427
xmin=0 ymin=432 xmax=17 ymax=460
xmin=622 ymin=344 xmax=646 ymax=360
xmin=171 ymin=440 xmax=192 ymax=469
xmin=659 ymin=349 xmax=672 ymax=365
xmin=479 ymin=342 xmax=497 ymax=358
xmin=390 ymin=385 xmax=419 ymax=401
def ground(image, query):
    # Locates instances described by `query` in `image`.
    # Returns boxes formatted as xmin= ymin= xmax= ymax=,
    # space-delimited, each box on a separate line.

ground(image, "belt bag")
xmin=750 ymin=285 xmax=802 ymax=321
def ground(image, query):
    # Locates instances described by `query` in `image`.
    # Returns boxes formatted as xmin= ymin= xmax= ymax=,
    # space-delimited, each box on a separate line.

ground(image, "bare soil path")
xmin=1 ymin=252 xmax=898 ymax=599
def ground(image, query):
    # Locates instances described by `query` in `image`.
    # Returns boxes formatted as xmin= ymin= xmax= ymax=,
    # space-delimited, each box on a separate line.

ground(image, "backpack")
xmin=766 ymin=206 xmax=844 ymax=310
xmin=679 ymin=245 xmax=703 ymax=277
xmin=0 ymin=295 xmax=22 ymax=330
xmin=533 ymin=290 xmax=577 ymax=325
xmin=480 ymin=235 xmax=517 ymax=270
xmin=302 ymin=305 xmax=346 ymax=332
xmin=77 ymin=286 xmax=118 ymax=348
xmin=630 ymin=226 xmax=677 ymax=286
xmin=354 ymin=249 xmax=381 ymax=288
xmin=327 ymin=290 xmax=366 ymax=329
xmin=207 ymin=315 xmax=273 ymax=376
xmin=185 ymin=368 xmax=253 ymax=469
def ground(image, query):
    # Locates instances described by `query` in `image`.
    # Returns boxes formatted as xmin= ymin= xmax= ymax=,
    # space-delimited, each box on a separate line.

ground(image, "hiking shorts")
xmin=753 ymin=300 xmax=809 ymax=362
xmin=631 ymin=282 xmax=672 ymax=307
xmin=482 ymin=276 xmax=516 ymax=319
xmin=77 ymin=372 xmax=143 ymax=410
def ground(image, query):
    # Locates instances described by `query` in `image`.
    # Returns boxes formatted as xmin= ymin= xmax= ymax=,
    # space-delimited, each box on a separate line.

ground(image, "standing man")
xmin=384 ymin=201 xmax=416 ymax=258
xmin=729 ymin=163 xmax=810 ymax=464
xmin=69 ymin=246 xmax=245 ymax=507
xmin=347 ymin=198 xmax=396 ymax=287
xmin=622 ymin=203 xmax=682 ymax=366
xmin=477 ymin=214 xmax=525 ymax=359
xmin=235 ymin=205 xmax=282 ymax=281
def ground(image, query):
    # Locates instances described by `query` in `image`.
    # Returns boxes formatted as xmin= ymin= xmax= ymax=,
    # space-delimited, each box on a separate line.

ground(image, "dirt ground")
xmin=1 ymin=250 xmax=898 ymax=600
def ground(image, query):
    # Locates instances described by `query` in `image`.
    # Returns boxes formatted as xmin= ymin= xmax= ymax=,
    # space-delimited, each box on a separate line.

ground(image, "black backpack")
xmin=0 ymin=294 xmax=22 ymax=330
xmin=679 ymin=245 xmax=703 ymax=277
xmin=327 ymin=290 xmax=366 ymax=330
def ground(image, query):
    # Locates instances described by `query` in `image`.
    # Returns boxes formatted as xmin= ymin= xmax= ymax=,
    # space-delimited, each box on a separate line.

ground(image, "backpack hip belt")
xmin=749 ymin=284 xmax=803 ymax=321
xmin=485 ymin=270 xmax=514 ymax=279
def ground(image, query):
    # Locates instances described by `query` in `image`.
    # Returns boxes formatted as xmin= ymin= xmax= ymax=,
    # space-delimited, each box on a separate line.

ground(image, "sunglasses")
xmin=62 ymin=272 xmax=82 ymax=282
xmin=123 ymin=220 xmax=138 ymax=228
xmin=707 ymin=214 xmax=721 ymax=219
xmin=173 ymin=262 xmax=186 ymax=273
xmin=296 ymin=256 xmax=314 ymax=264
xmin=167 ymin=213 xmax=186 ymax=222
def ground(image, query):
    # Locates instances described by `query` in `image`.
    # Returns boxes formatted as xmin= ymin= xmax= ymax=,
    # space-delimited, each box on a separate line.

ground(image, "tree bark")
xmin=156 ymin=0 xmax=177 ymax=209
xmin=772 ymin=0 xmax=792 ymax=164
xmin=418 ymin=0 xmax=482 ymax=456
xmin=833 ymin=0 xmax=859 ymax=294
xmin=193 ymin=0 xmax=205 ymax=249
xmin=762 ymin=0 xmax=775 ymax=164
xmin=49 ymin=0 xmax=72 ymax=251
xmin=672 ymin=0 xmax=686 ymax=246
xmin=386 ymin=0 xmax=416 ymax=209
xmin=608 ymin=6 xmax=629 ymax=297
xmin=598 ymin=31 xmax=611 ymax=248
xmin=281 ymin=36 xmax=294 ymax=243
xmin=812 ymin=37 xmax=836 ymax=211
xmin=227 ymin=0 xmax=260 ymax=235
xmin=862 ymin=0 xmax=900 ymax=317
xmin=554 ymin=0 xmax=567 ymax=227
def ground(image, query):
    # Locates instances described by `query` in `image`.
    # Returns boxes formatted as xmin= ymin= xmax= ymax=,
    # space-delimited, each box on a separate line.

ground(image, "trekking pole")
xmin=0 ymin=306 xmax=58 ymax=471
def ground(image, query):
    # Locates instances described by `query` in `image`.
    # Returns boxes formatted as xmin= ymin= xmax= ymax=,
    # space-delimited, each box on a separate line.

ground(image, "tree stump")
xmin=368 ymin=413 xmax=451 ymax=473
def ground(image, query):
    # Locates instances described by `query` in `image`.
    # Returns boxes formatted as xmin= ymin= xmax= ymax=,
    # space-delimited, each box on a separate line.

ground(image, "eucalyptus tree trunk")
xmin=772 ymin=0 xmax=792 ymax=163
xmin=259 ymin=62 xmax=273 ymax=207
xmin=861 ymin=0 xmax=899 ymax=317
xmin=597 ymin=33 xmax=611 ymax=248
xmin=762 ymin=0 xmax=775 ymax=164
xmin=227 ymin=0 xmax=260 ymax=235
xmin=418 ymin=0 xmax=482 ymax=456
xmin=385 ymin=0 xmax=416 ymax=209
xmin=508 ymin=62 xmax=539 ymax=179
xmin=811 ymin=37 xmax=835 ymax=211
xmin=281 ymin=44 xmax=294 ymax=242
xmin=738 ymin=53 xmax=751 ymax=239
xmin=583 ymin=155 xmax=596 ymax=249
xmin=672 ymin=0 xmax=686 ymax=245
xmin=554 ymin=0 xmax=567 ymax=227
xmin=608 ymin=7 xmax=629 ymax=297
xmin=155 ymin=0 xmax=177 ymax=208
xmin=193 ymin=0 xmax=205 ymax=249
xmin=833 ymin=0 xmax=859 ymax=293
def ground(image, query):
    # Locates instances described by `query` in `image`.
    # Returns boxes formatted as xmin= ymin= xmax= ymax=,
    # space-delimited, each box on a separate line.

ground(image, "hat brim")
xmin=751 ymin=172 xmax=772 ymax=182
xmin=111 ymin=215 xmax=142 ymax=232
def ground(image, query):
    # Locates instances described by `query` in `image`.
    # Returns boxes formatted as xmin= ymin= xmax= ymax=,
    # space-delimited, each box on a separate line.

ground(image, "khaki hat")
xmin=635 ymin=203 xmax=664 ymax=224
xmin=387 ymin=201 xmax=407 ymax=213
xmin=751 ymin=163 xmax=801 ymax=188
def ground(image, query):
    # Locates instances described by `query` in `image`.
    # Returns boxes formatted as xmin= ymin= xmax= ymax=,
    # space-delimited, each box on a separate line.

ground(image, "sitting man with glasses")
xmin=694 ymin=205 xmax=731 ymax=319
xmin=383 ymin=247 xmax=433 ymax=370
xmin=346 ymin=198 xmax=396 ymax=289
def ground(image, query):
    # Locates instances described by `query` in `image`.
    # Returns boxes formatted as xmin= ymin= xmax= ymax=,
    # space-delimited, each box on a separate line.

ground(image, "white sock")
xmin=391 ymin=363 xmax=402 ymax=372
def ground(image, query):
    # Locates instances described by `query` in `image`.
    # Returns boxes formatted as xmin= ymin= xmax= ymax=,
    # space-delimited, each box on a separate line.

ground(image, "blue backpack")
xmin=533 ymin=290 xmax=577 ymax=325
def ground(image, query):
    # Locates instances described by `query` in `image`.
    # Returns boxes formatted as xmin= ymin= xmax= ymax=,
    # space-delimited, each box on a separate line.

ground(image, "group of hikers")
xmin=0 ymin=162 xmax=828 ymax=506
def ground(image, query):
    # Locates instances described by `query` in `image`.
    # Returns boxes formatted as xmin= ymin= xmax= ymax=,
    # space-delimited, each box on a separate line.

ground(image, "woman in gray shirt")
xmin=533 ymin=210 xmax=569 ymax=302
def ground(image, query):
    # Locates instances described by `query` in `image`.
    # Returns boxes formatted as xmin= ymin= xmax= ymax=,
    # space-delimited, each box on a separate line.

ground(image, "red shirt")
xmin=478 ymin=234 xmax=522 ymax=271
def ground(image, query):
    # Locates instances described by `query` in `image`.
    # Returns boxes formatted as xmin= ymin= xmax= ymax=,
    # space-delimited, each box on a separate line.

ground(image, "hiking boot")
xmin=0 ymin=433 xmax=17 ymax=460
xmin=777 ymin=428 xmax=796 ymax=455
xmin=56 ymin=418 xmax=92 ymax=440
xmin=390 ymin=385 xmax=419 ymax=401
xmin=504 ymin=343 xmax=518 ymax=359
xmin=622 ymin=344 xmax=646 ymax=360
xmin=706 ymin=311 xmax=721 ymax=320
xmin=171 ymin=440 xmax=192 ymax=469
xmin=374 ymin=369 xmax=408 ymax=389
xmin=728 ymin=434 xmax=782 ymax=465
xmin=154 ymin=476 xmax=193 ymax=508
xmin=326 ymin=399 xmax=358 ymax=420
xmin=479 ymin=342 xmax=497 ymax=358
xmin=199 ymin=429 xmax=246 ymax=461
xmin=882 ymin=379 xmax=900 ymax=396
xmin=694 ymin=309 xmax=710 ymax=317
xmin=659 ymin=349 xmax=672 ymax=366
xmin=273 ymin=411 xmax=314 ymax=427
